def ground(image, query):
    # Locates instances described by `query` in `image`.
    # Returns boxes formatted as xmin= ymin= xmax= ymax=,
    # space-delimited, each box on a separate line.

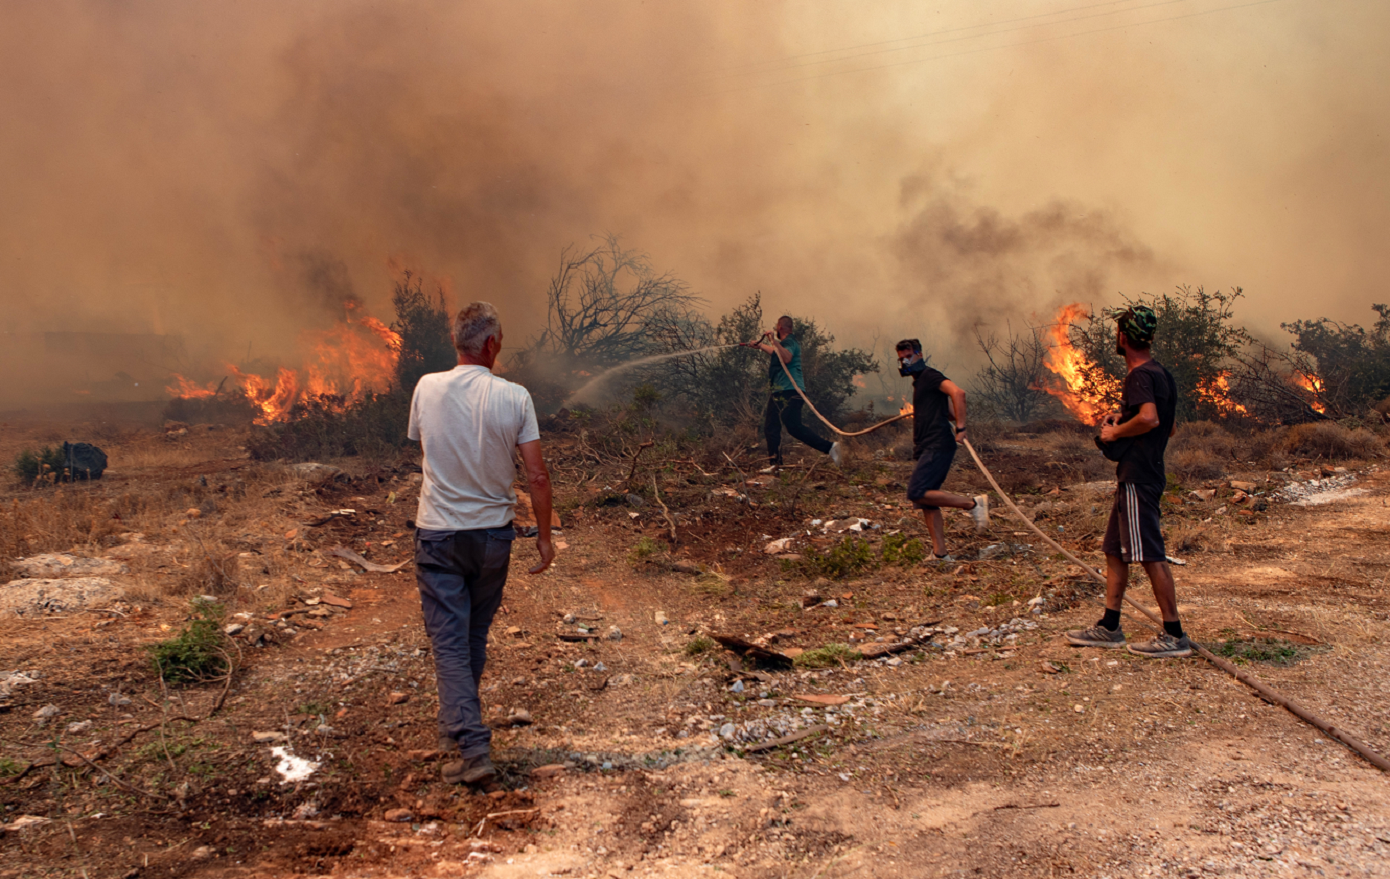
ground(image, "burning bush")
xmin=1280 ymin=304 xmax=1390 ymax=419
xmin=1038 ymin=287 xmax=1252 ymax=425
xmin=391 ymin=271 xmax=456 ymax=397
xmin=244 ymin=391 xmax=411 ymax=461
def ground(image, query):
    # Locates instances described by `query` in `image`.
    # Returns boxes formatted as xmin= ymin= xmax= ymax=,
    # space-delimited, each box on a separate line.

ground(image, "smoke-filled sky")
xmin=2 ymin=0 xmax=1387 ymax=381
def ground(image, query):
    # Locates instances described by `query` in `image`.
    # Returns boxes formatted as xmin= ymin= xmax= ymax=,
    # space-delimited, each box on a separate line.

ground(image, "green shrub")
xmin=800 ymin=536 xmax=876 ymax=580
xmin=148 ymin=600 xmax=230 ymax=684
xmin=794 ymin=643 xmax=863 ymax=669
xmin=880 ymin=533 xmax=927 ymax=566
xmin=1211 ymin=637 xmax=1320 ymax=666
xmin=13 ymin=446 xmax=66 ymax=483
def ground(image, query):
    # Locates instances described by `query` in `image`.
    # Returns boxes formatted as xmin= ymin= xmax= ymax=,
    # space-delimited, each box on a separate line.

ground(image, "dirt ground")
xmin=2 ymin=406 xmax=1388 ymax=879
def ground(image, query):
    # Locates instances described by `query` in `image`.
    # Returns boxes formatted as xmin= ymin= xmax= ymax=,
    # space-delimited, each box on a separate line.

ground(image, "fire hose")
xmin=759 ymin=343 xmax=1390 ymax=773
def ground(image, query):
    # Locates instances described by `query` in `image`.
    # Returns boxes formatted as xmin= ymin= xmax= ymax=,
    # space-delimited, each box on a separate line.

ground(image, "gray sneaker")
xmin=1066 ymin=624 xmax=1126 ymax=648
xmin=829 ymin=442 xmax=844 ymax=466
xmin=1127 ymin=633 xmax=1194 ymax=659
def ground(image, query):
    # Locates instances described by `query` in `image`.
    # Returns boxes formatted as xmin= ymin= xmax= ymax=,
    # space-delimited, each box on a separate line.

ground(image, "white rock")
xmin=65 ymin=720 xmax=92 ymax=735
xmin=33 ymin=704 xmax=61 ymax=720
xmin=108 ymin=693 xmax=132 ymax=707
xmin=0 ymin=578 xmax=121 ymax=616
xmin=12 ymin=553 xmax=128 ymax=579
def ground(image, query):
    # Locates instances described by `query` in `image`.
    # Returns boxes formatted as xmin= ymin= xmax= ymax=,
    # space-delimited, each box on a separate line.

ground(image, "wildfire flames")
xmin=1292 ymin=372 xmax=1327 ymax=414
xmin=1038 ymin=303 xmax=1116 ymax=425
xmin=1193 ymin=372 xmax=1249 ymax=418
xmin=168 ymin=302 xmax=402 ymax=424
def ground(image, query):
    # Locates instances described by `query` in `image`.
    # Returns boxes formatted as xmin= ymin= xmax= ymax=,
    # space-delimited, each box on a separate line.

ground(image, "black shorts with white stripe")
xmin=1102 ymin=481 xmax=1167 ymax=563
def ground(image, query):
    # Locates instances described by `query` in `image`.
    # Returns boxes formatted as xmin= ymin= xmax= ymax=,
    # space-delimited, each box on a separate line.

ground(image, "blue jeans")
xmin=414 ymin=525 xmax=514 ymax=759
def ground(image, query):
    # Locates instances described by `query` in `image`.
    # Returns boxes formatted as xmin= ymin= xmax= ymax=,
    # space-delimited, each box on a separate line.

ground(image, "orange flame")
xmin=1194 ymin=371 xmax=1249 ymax=418
xmin=899 ymin=402 xmax=914 ymax=417
xmin=168 ymin=306 xmax=403 ymax=425
xmin=1039 ymin=303 xmax=1117 ymax=425
xmin=1292 ymin=372 xmax=1327 ymax=414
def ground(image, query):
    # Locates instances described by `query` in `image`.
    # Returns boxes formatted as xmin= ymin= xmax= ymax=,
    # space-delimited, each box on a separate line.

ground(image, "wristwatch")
xmin=954 ymin=425 xmax=967 ymax=434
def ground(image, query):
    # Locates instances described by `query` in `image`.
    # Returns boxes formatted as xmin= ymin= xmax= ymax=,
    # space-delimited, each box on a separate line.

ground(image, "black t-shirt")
xmin=911 ymin=367 xmax=954 ymax=458
xmin=1115 ymin=359 xmax=1177 ymax=486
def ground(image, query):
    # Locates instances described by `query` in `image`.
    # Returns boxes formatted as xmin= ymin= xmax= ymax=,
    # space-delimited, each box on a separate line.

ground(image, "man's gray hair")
xmin=452 ymin=302 xmax=502 ymax=356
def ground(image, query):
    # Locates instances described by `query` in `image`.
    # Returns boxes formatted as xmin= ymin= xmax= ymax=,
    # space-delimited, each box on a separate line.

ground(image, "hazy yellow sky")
xmin=2 ymin=0 xmax=1385 ymax=374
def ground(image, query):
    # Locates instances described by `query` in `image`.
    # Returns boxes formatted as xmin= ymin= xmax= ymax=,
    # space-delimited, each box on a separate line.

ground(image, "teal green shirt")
xmin=768 ymin=335 xmax=806 ymax=392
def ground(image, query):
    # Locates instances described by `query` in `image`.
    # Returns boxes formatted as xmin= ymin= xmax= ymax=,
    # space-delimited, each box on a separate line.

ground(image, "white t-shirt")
xmin=407 ymin=365 xmax=541 ymax=531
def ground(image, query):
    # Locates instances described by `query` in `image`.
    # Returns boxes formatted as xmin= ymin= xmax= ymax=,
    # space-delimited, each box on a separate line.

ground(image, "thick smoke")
xmin=1 ymin=1 xmax=1388 ymax=407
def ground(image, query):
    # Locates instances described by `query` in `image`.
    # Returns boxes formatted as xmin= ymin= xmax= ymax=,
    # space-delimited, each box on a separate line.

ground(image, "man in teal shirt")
xmin=755 ymin=315 xmax=842 ymax=467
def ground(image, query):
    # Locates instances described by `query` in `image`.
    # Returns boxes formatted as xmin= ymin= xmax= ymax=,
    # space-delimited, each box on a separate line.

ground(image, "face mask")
xmin=898 ymin=354 xmax=926 ymax=377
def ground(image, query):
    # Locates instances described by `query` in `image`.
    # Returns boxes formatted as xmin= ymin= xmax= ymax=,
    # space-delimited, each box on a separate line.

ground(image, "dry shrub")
xmin=1283 ymin=422 xmax=1386 ymax=460
xmin=1168 ymin=447 xmax=1225 ymax=483
xmin=0 ymin=489 xmax=132 ymax=558
xmin=176 ymin=547 xmax=241 ymax=598
xmin=1247 ymin=427 xmax=1290 ymax=470
xmin=1167 ymin=521 xmax=1210 ymax=554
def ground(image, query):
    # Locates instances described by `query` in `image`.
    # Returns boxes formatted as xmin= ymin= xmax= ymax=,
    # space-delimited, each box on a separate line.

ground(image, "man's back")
xmin=408 ymin=365 xmax=539 ymax=531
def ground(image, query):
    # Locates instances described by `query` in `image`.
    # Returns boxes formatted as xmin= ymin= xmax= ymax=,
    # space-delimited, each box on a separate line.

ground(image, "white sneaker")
xmin=969 ymin=495 xmax=990 ymax=531
xmin=829 ymin=442 xmax=844 ymax=466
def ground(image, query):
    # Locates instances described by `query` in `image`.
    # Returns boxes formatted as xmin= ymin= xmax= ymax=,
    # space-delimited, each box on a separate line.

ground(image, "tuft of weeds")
xmin=684 ymin=635 xmax=716 ymax=657
xmin=794 ymin=643 xmax=863 ymax=669
xmin=691 ymin=573 xmax=733 ymax=599
xmin=628 ymin=536 xmax=667 ymax=568
xmin=13 ymin=446 xmax=67 ymax=484
xmin=0 ymin=757 xmax=22 ymax=778
xmin=1211 ymin=637 xmax=1320 ymax=666
xmin=148 ymin=599 xmax=230 ymax=684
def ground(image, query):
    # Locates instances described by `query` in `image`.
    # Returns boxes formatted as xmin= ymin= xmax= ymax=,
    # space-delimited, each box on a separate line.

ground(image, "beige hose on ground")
xmin=768 ymin=352 xmax=1390 ymax=773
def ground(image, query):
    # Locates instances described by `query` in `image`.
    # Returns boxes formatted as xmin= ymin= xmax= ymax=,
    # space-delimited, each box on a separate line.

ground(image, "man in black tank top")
xmin=1066 ymin=305 xmax=1193 ymax=658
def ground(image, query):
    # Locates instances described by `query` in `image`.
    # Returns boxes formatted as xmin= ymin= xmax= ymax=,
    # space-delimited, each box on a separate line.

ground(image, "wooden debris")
xmin=711 ymin=634 xmax=794 ymax=669
xmin=793 ymin=694 xmax=850 ymax=706
xmin=325 ymin=545 xmax=410 ymax=574
xmin=744 ymin=724 xmax=830 ymax=753
xmin=858 ymin=641 xmax=914 ymax=659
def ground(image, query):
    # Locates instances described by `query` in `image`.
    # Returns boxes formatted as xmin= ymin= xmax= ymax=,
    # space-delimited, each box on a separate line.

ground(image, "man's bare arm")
xmin=518 ymin=440 xmax=555 ymax=574
xmin=940 ymin=379 xmax=969 ymax=441
xmin=756 ymin=336 xmax=794 ymax=364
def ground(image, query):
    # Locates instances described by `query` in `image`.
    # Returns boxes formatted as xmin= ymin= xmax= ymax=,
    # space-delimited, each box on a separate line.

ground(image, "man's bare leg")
xmin=1105 ymin=552 xmax=1129 ymax=614
xmin=917 ymin=490 xmax=975 ymax=511
xmin=1139 ymin=560 xmax=1179 ymax=622
xmin=920 ymin=508 xmax=946 ymax=556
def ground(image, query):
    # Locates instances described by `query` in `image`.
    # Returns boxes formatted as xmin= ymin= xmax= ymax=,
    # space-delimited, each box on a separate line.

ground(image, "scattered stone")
xmin=730 ymin=680 xmax=744 ymax=693
xmin=388 ymin=692 xmax=410 ymax=705
xmin=625 ymin=494 xmax=645 ymax=508
xmin=592 ymin=661 xmax=607 ymax=672
xmin=606 ymin=625 xmax=622 ymax=641
xmin=191 ymin=846 xmax=215 ymax=860
xmin=1229 ymin=480 xmax=1257 ymax=492
xmin=574 ymin=658 xmax=589 ymax=669
xmin=185 ymin=508 xmax=202 ymax=519
xmin=563 ymin=613 xmax=576 ymax=624
xmin=764 ymin=537 xmax=793 ymax=554
xmin=384 ymin=809 xmax=413 ymax=823
xmin=1073 ymin=704 xmax=1085 ymax=714
xmin=1 ymin=578 xmax=121 ymax=616
xmin=509 ymin=709 xmax=533 ymax=726
xmin=252 ymin=731 xmax=288 ymax=743
xmin=1188 ymin=489 xmax=1216 ymax=501
xmin=33 ymin=704 xmax=61 ymax=722
xmin=1040 ymin=661 xmax=1061 ymax=674
xmin=719 ymin=723 xmax=737 ymax=740
xmin=224 ymin=623 xmax=245 ymax=636
xmin=65 ymin=720 xmax=92 ymax=735
xmin=506 ymin=626 xmax=524 ymax=637
xmin=655 ymin=611 xmax=669 ymax=626
xmin=108 ymin=693 xmax=132 ymax=708
xmin=11 ymin=553 xmax=128 ymax=579
xmin=610 ymin=674 xmax=635 ymax=687
xmin=307 ymin=607 xmax=332 ymax=618
xmin=531 ymin=764 xmax=567 ymax=779
xmin=820 ymin=599 xmax=838 ymax=608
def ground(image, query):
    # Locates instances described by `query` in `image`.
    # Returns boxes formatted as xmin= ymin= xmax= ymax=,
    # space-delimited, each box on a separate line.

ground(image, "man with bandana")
xmin=895 ymin=339 xmax=989 ymax=561
xmin=1066 ymin=305 xmax=1193 ymax=658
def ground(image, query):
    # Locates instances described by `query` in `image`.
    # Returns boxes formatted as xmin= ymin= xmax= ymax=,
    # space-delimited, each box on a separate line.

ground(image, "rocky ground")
xmin=1 ymin=411 xmax=1388 ymax=878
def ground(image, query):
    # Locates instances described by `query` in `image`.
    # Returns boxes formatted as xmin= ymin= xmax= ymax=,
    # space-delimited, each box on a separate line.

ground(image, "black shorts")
xmin=907 ymin=444 xmax=956 ymax=507
xmin=1102 ymin=482 xmax=1167 ymax=563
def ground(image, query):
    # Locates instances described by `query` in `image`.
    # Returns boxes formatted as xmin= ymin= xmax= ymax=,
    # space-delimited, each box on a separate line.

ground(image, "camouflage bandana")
xmin=1109 ymin=305 xmax=1157 ymax=346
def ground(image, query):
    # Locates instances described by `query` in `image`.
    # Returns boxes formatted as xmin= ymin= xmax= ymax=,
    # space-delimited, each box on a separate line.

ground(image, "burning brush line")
xmin=168 ymin=303 xmax=402 ymax=424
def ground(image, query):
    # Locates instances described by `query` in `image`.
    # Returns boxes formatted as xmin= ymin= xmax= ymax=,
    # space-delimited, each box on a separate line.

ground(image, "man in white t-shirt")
xmin=408 ymin=301 xmax=555 ymax=788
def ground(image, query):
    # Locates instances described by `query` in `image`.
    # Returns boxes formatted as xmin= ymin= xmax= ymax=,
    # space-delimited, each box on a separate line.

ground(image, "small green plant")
xmin=794 ymin=643 xmax=863 ymax=669
xmin=684 ymin=635 xmax=716 ymax=656
xmin=148 ymin=599 xmax=230 ymax=684
xmin=880 ymin=533 xmax=927 ymax=566
xmin=691 ymin=573 xmax=732 ymax=598
xmin=800 ymin=536 xmax=876 ymax=580
xmin=13 ymin=446 xmax=66 ymax=483
xmin=628 ymin=535 xmax=666 ymax=567
xmin=0 ymin=757 xmax=22 ymax=778
xmin=1211 ymin=638 xmax=1317 ymax=666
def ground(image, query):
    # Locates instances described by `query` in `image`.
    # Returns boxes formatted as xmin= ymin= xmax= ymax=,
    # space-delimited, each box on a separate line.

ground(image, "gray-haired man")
xmin=409 ymin=302 xmax=555 ymax=787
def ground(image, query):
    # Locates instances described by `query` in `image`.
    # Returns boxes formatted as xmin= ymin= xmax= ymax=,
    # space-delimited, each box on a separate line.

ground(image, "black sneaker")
xmin=1065 ymin=624 xmax=1126 ymax=648
xmin=1127 ymin=633 xmax=1194 ymax=659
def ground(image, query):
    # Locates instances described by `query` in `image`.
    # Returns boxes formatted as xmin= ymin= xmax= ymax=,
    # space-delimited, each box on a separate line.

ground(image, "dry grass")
xmin=1283 ymin=422 xmax=1386 ymax=460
